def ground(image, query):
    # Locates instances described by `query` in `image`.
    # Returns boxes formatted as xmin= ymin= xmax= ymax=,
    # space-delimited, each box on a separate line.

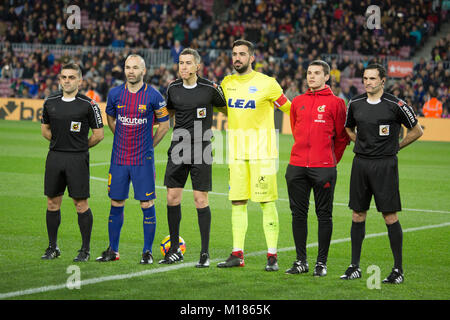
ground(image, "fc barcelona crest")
xmin=138 ymin=104 xmax=147 ymax=113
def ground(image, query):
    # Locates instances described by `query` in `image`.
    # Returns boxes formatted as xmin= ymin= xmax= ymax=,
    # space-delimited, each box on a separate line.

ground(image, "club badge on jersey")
xmin=138 ymin=104 xmax=147 ymax=113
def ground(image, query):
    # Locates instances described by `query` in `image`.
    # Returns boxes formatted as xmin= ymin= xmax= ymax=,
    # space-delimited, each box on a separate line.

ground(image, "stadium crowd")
xmin=0 ymin=0 xmax=448 ymax=117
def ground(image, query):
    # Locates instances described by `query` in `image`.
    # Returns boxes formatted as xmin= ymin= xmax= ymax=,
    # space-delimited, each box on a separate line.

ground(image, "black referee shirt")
xmin=345 ymin=92 xmax=418 ymax=158
xmin=41 ymin=92 xmax=103 ymax=152
xmin=166 ymin=77 xmax=226 ymax=144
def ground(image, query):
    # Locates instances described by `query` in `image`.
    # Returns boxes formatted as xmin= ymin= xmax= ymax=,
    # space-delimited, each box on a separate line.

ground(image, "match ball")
xmin=160 ymin=235 xmax=186 ymax=256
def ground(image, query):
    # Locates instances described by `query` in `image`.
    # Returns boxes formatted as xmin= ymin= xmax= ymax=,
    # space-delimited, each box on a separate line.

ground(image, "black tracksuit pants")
xmin=285 ymin=164 xmax=337 ymax=264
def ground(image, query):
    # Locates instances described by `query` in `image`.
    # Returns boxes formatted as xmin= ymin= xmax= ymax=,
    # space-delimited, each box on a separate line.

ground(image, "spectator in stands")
xmin=21 ymin=77 xmax=39 ymax=98
xmin=171 ymin=40 xmax=184 ymax=64
xmin=409 ymin=26 xmax=422 ymax=46
xmin=423 ymin=95 xmax=443 ymax=118
xmin=85 ymin=82 xmax=102 ymax=103
xmin=85 ymin=67 xmax=99 ymax=81
xmin=414 ymin=57 xmax=427 ymax=72
xmin=330 ymin=61 xmax=341 ymax=84
xmin=441 ymin=96 xmax=450 ymax=118
xmin=0 ymin=0 xmax=447 ymax=106
xmin=1 ymin=62 xmax=12 ymax=79
xmin=348 ymin=79 xmax=359 ymax=99
xmin=186 ymin=10 xmax=202 ymax=38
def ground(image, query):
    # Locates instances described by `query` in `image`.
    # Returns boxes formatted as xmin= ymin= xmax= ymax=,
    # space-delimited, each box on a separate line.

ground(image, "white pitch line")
xmin=89 ymin=162 xmax=110 ymax=167
xmin=90 ymin=176 xmax=450 ymax=214
xmin=0 ymin=221 xmax=449 ymax=300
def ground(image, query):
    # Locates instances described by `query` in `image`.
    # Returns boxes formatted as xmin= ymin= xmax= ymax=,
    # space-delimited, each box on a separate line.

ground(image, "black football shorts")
xmin=44 ymin=151 xmax=90 ymax=198
xmin=164 ymin=142 xmax=212 ymax=191
xmin=349 ymin=155 xmax=401 ymax=213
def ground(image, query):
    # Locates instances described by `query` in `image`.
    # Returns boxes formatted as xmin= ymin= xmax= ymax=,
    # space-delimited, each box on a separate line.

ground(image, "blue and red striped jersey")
xmin=106 ymin=83 xmax=169 ymax=165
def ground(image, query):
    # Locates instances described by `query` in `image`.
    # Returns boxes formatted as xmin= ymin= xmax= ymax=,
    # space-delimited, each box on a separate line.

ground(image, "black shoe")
xmin=313 ymin=262 xmax=327 ymax=277
xmin=217 ymin=252 xmax=244 ymax=268
xmin=140 ymin=250 xmax=153 ymax=264
xmin=96 ymin=246 xmax=120 ymax=262
xmin=159 ymin=248 xmax=183 ymax=264
xmin=340 ymin=264 xmax=362 ymax=280
xmin=382 ymin=268 xmax=404 ymax=284
xmin=285 ymin=260 xmax=309 ymax=274
xmin=195 ymin=252 xmax=210 ymax=268
xmin=41 ymin=246 xmax=61 ymax=260
xmin=265 ymin=255 xmax=279 ymax=271
xmin=73 ymin=249 xmax=90 ymax=262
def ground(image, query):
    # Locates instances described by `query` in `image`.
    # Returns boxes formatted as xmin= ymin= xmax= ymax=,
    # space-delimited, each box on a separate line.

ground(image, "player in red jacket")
xmin=285 ymin=60 xmax=349 ymax=277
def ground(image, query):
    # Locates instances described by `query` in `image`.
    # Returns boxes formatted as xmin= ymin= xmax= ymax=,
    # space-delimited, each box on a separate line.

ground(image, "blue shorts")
xmin=108 ymin=159 xmax=156 ymax=201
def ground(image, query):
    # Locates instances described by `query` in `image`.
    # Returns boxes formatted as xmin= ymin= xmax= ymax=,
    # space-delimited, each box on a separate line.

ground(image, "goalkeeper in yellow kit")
xmin=217 ymin=40 xmax=291 ymax=271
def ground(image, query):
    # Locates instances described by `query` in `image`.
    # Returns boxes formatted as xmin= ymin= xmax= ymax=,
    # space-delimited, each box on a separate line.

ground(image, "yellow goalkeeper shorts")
xmin=228 ymin=159 xmax=278 ymax=202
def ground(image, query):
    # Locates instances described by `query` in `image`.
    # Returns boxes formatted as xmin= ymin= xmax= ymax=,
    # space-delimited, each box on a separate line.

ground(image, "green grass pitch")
xmin=0 ymin=119 xmax=449 ymax=301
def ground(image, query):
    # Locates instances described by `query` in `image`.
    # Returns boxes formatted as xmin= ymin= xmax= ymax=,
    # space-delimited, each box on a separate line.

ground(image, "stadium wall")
xmin=1 ymin=98 xmax=449 ymax=142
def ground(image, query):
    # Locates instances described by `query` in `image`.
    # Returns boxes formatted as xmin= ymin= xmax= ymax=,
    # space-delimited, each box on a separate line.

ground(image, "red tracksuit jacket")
xmin=289 ymin=85 xmax=349 ymax=167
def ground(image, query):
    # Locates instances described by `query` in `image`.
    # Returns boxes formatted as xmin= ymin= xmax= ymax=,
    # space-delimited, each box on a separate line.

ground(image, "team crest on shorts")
xmin=379 ymin=124 xmax=390 ymax=136
xmin=197 ymin=107 xmax=206 ymax=118
xmin=256 ymin=175 xmax=268 ymax=190
xmin=70 ymin=121 xmax=81 ymax=132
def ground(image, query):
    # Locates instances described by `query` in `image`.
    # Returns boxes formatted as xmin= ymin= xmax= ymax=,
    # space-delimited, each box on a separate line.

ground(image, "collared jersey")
xmin=220 ymin=70 xmax=291 ymax=159
xmin=345 ymin=92 xmax=418 ymax=158
xmin=106 ymin=83 xmax=169 ymax=165
xmin=42 ymin=91 xmax=103 ymax=152
xmin=166 ymin=77 xmax=226 ymax=144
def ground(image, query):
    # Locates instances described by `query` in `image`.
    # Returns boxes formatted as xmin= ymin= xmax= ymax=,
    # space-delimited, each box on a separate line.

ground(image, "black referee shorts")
xmin=44 ymin=151 xmax=90 ymax=199
xmin=349 ymin=155 xmax=401 ymax=213
xmin=163 ymin=142 xmax=212 ymax=192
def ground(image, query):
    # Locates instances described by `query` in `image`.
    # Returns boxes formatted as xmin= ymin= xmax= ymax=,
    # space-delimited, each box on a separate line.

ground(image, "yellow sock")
xmin=231 ymin=204 xmax=248 ymax=251
xmin=261 ymin=201 xmax=279 ymax=252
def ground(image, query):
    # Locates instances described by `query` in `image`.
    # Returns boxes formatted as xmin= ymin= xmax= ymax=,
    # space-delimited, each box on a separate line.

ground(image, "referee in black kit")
xmin=41 ymin=63 xmax=104 ymax=262
xmin=341 ymin=64 xmax=423 ymax=284
xmin=160 ymin=48 xmax=226 ymax=267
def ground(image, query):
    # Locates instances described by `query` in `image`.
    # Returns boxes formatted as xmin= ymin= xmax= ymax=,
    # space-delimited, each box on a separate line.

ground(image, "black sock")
xmin=167 ymin=204 xmax=181 ymax=250
xmin=387 ymin=220 xmax=403 ymax=272
xmin=317 ymin=219 xmax=333 ymax=264
xmin=77 ymin=208 xmax=93 ymax=251
xmin=46 ymin=209 xmax=61 ymax=248
xmin=292 ymin=215 xmax=307 ymax=261
xmin=350 ymin=220 xmax=365 ymax=266
xmin=197 ymin=206 xmax=211 ymax=254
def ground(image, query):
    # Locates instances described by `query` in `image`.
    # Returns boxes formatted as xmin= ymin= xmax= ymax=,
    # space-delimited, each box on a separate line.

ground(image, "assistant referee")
xmin=41 ymin=63 xmax=104 ymax=262
xmin=341 ymin=63 xmax=423 ymax=284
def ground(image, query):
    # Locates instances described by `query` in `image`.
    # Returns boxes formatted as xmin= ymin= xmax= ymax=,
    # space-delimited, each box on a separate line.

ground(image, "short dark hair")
xmin=232 ymin=39 xmax=255 ymax=56
xmin=308 ymin=60 xmax=330 ymax=75
xmin=61 ymin=63 xmax=82 ymax=78
xmin=179 ymin=48 xmax=201 ymax=64
xmin=364 ymin=63 xmax=386 ymax=79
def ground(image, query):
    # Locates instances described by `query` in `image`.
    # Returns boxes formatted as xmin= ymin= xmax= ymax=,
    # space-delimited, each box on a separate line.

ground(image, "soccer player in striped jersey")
xmin=217 ymin=40 xmax=291 ymax=271
xmin=96 ymin=54 xmax=170 ymax=264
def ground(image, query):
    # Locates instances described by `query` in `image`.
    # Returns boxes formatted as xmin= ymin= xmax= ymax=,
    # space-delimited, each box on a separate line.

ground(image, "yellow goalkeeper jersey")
xmin=221 ymin=70 xmax=291 ymax=160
